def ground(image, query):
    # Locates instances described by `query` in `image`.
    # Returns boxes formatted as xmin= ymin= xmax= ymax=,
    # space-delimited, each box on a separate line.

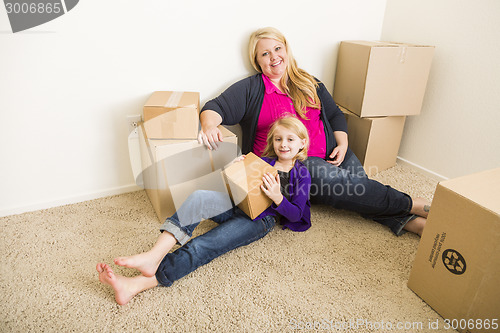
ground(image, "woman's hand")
xmin=198 ymin=127 xmax=223 ymax=150
xmin=261 ymin=172 xmax=283 ymax=206
xmin=327 ymin=144 xmax=348 ymax=166
xmin=198 ymin=110 xmax=223 ymax=150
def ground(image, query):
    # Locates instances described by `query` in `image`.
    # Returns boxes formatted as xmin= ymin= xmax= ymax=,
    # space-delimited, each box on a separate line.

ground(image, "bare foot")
xmin=410 ymin=197 xmax=431 ymax=218
xmin=404 ymin=216 xmax=426 ymax=236
xmin=114 ymin=232 xmax=177 ymax=277
xmin=96 ymin=263 xmax=157 ymax=305
xmin=114 ymin=252 xmax=161 ymax=278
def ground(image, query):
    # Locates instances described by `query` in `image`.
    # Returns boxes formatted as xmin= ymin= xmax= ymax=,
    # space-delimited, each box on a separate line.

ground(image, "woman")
xmin=198 ymin=27 xmax=430 ymax=236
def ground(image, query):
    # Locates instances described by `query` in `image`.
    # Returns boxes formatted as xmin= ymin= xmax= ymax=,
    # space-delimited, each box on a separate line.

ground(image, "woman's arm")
xmin=198 ymin=76 xmax=255 ymax=150
xmin=316 ymin=82 xmax=349 ymax=164
xmin=328 ymin=131 xmax=348 ymax=166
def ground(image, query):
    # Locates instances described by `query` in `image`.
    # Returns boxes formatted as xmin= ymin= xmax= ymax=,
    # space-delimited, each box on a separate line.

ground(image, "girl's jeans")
xmin=303 ymin=149 xmax=415 ymax=236
xmin=155 ymin=190 xmax=276 ymax=287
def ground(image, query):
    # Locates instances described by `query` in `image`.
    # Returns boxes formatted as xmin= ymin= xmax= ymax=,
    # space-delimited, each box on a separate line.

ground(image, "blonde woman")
xmin=199 ymin=27 xmax=430 ymax=237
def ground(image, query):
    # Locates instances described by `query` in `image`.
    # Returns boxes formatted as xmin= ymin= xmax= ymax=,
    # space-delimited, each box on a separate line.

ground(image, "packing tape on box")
xmin=164 ymin=91 xmax=184 ymax=108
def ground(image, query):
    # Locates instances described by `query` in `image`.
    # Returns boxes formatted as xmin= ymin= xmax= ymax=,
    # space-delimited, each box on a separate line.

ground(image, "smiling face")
xmin=255 ymin=38 xmax=288 ymax=81
xmin=272 ymin=125 xmax=306 ymax=164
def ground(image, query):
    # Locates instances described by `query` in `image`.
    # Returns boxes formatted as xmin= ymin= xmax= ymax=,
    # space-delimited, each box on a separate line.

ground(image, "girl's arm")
xmin=272 ymin=169 xmax=311 ymax=223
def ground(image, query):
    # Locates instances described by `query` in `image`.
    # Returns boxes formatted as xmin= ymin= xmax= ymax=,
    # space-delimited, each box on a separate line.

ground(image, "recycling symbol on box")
xmin=442 ymin=249 xmax=466 ymax=275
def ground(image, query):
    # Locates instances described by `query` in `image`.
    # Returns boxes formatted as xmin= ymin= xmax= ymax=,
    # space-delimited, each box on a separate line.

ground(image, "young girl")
xmin=96 ymin=116 xmax=312 ymax=305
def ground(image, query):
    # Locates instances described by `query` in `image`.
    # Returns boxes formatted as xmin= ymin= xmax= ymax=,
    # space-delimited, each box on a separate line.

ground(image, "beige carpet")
xmin=0 ymin=163 xmax=450 ymax=332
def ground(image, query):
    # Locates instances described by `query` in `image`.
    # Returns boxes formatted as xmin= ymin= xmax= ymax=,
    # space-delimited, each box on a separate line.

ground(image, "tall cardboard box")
xmin=408 ymin=168 xmax=500 ymax=332
xmin=223 ymin=152 xmax=277 ymax=219
xmin=138 ymin=121 xmax=238 ymax=222
xmin=143 ymin=91 xmax=200 ymax=139
xmin=333 ymin=41 xmax=434 ymax=117
xmin=342 ymin=106 xmax=406 ymax=176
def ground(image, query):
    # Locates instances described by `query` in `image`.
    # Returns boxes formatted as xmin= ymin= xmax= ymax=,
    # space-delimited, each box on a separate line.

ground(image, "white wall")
xmin=0 ymin=0 xmax=387 ymax=216
xmin=382 ymin=0 xmax=500 ymax=179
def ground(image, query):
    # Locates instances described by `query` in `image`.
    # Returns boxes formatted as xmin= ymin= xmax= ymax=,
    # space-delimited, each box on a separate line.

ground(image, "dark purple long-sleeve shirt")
xmin=256 ymin=157 xmax=312 ymax=232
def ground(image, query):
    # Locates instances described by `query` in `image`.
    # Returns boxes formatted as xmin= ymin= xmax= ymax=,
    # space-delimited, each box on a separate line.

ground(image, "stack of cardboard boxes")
xmin=138 ymin=91 xmax=237 ymax=222
xmin=136 ymin=91 xmax=275 ymax=222
xmin=333 ymin=41 xmax=435 ymax=176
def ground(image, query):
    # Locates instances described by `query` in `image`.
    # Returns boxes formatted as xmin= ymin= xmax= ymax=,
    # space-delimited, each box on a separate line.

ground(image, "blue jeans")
xmin=155 ymin=190 xmax=276 ymax=287
xmin=303 ymin=149 xmax=414 ymax=236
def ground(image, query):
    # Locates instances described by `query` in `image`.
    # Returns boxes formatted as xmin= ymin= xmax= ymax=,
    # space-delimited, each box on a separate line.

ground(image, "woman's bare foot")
xmin=403 ymin=216 xmax=426 ymax=236
xmin=410 ymin=197 xmax=431 ymax=218
xmin=96 ymin=263 xmax=158 ymax=305
xmin=114 ymin=253 xmax=161 ymax=278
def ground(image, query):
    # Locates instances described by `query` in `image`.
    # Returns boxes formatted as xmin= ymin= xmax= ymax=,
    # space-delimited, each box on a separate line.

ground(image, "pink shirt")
xmin=252 ymin=75 xmax=327 ymax=158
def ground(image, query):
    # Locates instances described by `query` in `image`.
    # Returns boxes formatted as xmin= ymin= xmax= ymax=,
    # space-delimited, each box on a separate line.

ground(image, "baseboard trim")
xmin=1 ymin=159 xmax=446 ymax=218
xmin=0 ymin=184 xmax=142 ymax=218
xmin=396 ymin=156 xmax=448 ymax=182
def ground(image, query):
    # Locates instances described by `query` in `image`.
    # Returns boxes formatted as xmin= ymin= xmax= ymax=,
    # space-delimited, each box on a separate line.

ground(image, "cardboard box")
xmin=143 ymin=91 xmax=200 ymax=138
xmin=223 ymin=152 xmax=277 ymax=219
xmin=342 ymin=106 xmax=406 ymax=176
xmin=333 ymin=41 xmax=434 ymax=117
xmin=408 ymin=168 xmax=500 ymax=332
xmin=138 ymin=121 xmax=238 ymax=222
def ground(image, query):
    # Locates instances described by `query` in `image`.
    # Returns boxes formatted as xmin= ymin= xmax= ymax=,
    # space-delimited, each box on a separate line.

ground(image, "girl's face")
xmin=272 ymin=125 xmax=305 ymax=163
xmin=255 ymin=38 xmax=287 ymax=81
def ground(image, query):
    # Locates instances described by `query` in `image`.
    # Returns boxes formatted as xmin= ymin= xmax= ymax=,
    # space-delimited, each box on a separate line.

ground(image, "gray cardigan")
xmin=201 ymin=73 xmax=348 ymax=157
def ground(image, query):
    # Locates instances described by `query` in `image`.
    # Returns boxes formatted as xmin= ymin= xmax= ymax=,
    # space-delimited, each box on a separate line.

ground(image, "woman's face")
xmin=255 ymin=38 xmax=288 ymax=81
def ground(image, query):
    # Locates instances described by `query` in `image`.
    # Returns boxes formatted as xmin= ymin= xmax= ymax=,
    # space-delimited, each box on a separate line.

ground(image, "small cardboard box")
xmin=143 ymin=91 xmax=200 ymax=139
xmin=138 ymin=121 xmax=238 ymax=222
xmin=333 ymin=41 xmax=434 ymax=117
xmin=223 ymin=152 xmax=277 ymax=220
xmin=408 ymin=168 xmax=500 ymax=332
xmin=342 ymin=106 xmax=406 ymax=176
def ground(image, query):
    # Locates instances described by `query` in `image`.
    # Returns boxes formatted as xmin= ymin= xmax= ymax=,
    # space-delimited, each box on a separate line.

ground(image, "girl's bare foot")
xmin=96 ymin=263 xmax=158 ymax=305
xmin=404 ymin=216 xmax=426 ymax=236
xmin=114 ymin=231 xmax=177 ymax=277
xmin=410 ymin=197 xmax=431 ymax=218
xmin=114 ymin=253 xmax=161 ymax=278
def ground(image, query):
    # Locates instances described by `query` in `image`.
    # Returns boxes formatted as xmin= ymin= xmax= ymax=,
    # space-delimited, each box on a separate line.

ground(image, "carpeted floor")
xmin=0 ymin=163 xmax=451 ymax=332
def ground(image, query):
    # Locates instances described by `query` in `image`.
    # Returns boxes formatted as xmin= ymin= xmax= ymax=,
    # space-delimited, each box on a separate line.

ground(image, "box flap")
xmin=144 ymin=91 xmax=199 ymax=108
xmin=342 ymin=40 xmax=434 ymax=48
xmin=440 ymin=168 xmax=500 ymax=215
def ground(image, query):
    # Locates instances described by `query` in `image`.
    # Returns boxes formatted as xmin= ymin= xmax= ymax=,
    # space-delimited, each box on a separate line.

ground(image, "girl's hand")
xmin=261 ymin=172 xmax=283 ymax=206
xmin=227 ymin=155 xmax=246 ymax=167
xmin=327 ymin=144 xmax=348 ymax=166
xmin=232 ymin=155 xmax=246 ymax=164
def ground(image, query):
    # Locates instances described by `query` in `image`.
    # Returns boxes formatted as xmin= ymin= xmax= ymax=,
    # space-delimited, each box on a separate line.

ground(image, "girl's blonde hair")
xmin=249 ymin=27 xmax=320 ymax=119
xmin=261 ymin=116 xmax=309 ymax=162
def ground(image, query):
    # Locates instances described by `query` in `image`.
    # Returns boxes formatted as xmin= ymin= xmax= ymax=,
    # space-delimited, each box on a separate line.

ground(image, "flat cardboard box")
xmin=333 ymin=41 xmax=434 ymax=117
xmin=408 ymin=168 xmax=500 ymax=332
xmin=342 ymin=106 xmax=406 ymax=176
xmin=143 ymin=91 xmax=200 ymax=139
xmin=223 ymin=152 xmax=277 ymax=220
xmin=138 ymin=121 xmax=238 ymax=222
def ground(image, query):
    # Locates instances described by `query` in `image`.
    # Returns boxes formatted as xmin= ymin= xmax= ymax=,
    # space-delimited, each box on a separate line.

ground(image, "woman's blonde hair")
xmin=249 ymin=27 xmax=320 ymax=119
xmin=261 ymin=116 xmax=309 ymax=162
